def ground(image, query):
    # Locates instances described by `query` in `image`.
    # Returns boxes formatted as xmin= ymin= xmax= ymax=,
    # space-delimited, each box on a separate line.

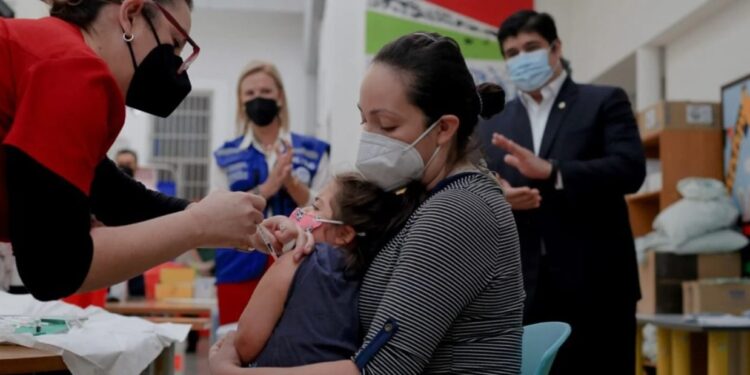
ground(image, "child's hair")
xmin=330 ymin=172 xmax=425 ymax=274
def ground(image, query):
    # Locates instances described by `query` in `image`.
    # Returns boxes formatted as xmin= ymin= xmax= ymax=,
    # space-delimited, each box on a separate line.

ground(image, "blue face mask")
xmin=506 ymin=48 xmax=554 ymax=93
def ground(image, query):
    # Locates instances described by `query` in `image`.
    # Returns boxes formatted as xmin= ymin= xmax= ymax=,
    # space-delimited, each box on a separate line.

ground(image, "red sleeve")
xmin=4 ymin=56 xmax=124 ymax=195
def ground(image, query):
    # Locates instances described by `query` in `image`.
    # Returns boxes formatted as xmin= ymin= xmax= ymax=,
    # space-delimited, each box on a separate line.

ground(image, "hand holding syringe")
xmin=256 ymin=224 xmax=283 ymax=259
xmin=239 ymin=217 xmax=315 ymax=259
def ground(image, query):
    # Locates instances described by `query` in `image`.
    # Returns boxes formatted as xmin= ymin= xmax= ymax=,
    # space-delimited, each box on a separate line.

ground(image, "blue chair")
xmin=521 ymin=322 xmax=572 ymax=375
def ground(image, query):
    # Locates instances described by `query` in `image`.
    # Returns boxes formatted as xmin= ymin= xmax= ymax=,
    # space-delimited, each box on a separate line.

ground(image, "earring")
xmin=123 ymin=33 xmax=134 ymax=43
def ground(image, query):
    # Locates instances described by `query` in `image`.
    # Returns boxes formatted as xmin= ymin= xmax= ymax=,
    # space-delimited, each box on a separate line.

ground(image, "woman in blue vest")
xmin=214 ymin=61 xmax=330 ymax=325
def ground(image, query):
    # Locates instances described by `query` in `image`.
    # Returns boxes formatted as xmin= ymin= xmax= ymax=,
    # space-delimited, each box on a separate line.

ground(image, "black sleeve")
xmin=6 ymin=146 xmax=93 ymax=301
xmin=558 ymin=87 xmax=646 ymax=198
xmin=90 ymin=158 xmax=189 ymax=226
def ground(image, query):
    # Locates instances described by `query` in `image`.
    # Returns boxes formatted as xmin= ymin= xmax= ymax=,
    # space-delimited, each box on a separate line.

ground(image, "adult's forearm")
xmin=79 ymin=210 xmax=203 ymax=292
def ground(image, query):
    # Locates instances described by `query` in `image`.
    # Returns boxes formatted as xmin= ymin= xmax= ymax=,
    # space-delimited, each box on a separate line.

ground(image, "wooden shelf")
xmin=627 ymin=190 xmax=660 ymax=204
xmin=642 ymin=131 xmax=660 ymax=148
xmin=642 ymin=131 xmax=660 ymax=159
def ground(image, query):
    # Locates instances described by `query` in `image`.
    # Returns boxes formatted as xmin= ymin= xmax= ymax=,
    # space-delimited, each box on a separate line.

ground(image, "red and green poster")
xmin=366 ymin=0 xmax=533 ymax=85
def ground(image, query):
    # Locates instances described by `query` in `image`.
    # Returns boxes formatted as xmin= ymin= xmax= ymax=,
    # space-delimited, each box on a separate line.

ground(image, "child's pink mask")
xmin=289 ymin=208 xmax=344 ymax=233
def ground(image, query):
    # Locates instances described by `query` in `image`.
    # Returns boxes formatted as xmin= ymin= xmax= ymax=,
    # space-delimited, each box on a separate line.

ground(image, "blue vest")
xmin=213 ymin=132 xmax=330 ymax=284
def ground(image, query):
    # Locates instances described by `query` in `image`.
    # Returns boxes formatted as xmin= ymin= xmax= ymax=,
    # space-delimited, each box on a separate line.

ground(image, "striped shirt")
xmin=357 ymin=172 xmax=525 ymax=374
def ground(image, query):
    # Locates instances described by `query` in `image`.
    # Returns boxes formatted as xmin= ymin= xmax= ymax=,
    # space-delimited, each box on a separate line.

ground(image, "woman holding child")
xmin=210 ymin=32 xmax=525 ymax=374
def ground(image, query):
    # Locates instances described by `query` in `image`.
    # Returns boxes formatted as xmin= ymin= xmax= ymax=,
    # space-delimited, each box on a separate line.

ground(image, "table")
xmin=637 ymin=314 xmax=750 ymax=375
xmin=106 ymin=299 xmax=215 ymax=316
xmin=0 ymin=343 xmax=175 ymax=375
xmin=106 ymin=299 xmax=215 ymax=332
xmin=0 ymin=344 xmax=66 ymax=374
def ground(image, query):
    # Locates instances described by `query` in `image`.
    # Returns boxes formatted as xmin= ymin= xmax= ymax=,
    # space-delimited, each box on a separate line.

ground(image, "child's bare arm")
xmin=234 ymin=252 xmax=302 ymax=364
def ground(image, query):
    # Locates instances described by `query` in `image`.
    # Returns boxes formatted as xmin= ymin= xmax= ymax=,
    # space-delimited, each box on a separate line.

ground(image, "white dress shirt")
xmin=518 ymin=70 xmax=568 ymax=155
xmin=518 ymin=70 xmax=567 ymax=190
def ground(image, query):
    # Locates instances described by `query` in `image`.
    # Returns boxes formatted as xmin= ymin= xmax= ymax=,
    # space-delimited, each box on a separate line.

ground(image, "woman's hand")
xmin=279 ymin=140 xmax=312 ymax=207
xmin=279 ymin=140 xmax=298 ymax=187
xmin=187 ymin=190 xmax=266 ymax=249
xmin=249 ymin=216 xmax=315 ymax=260
xmin=258 ymin=145 xmax=293 ymax=199
xmin=493 ymin=174 xmax=542 ymax=210
xmin=209 ymin=331 xmax=242 ymax=374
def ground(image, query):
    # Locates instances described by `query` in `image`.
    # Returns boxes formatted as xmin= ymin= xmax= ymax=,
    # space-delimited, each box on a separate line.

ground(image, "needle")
xmin=256 ymin=224 xmax=281 ymax=258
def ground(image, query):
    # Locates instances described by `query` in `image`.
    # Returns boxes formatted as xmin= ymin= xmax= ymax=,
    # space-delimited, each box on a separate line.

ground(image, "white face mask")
xmin=355 ymin=120 xmax=441 ymax=191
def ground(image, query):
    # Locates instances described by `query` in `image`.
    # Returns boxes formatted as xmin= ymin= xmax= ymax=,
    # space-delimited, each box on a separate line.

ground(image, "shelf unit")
xmin=629 ymin=128 xmax=725 ymax=374
xmin=627 ymin=128 xmax=724 ymax=237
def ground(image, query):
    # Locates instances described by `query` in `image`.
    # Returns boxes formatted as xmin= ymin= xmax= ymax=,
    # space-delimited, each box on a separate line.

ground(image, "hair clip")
xmin=477 ymin=91 xmax=484 ymax=115
xmin=413 ymin=32 xmax=438 ymax=42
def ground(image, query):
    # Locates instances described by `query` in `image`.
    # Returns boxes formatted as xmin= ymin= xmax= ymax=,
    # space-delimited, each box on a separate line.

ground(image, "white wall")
xmin=535 ymin=0 xmax=713 ymax=83
xmin=315 ymin=0 xmax=367 ymax=170
xmin=533 ymin=0 xmax=747 ymax=110
xmin=110 ymin=110 xmax=151 ymax=163
xmin=188 ymin=8 xmax=307 ymax=135
xmin=4 ymin=0 xmax=47 ymax=19
xmin=665 ymin=0 xmax=750 ymax=102
xmin=113 ymin=8 xmax=308 ymax=190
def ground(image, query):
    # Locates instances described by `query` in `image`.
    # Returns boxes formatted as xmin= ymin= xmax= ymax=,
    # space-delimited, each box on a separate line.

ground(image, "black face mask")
xmin=119 ymin=166 xmax=135 ymax=178
xmin=125 ymin=18 xmax=192 ymax=118
xmin=244 ymin=97 xmax=280 ymax=127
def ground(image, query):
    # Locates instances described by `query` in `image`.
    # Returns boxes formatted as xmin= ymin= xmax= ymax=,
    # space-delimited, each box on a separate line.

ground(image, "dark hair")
xmin=373 ymin=32 xmax=505 ymax=166
xmin=561 ymin=57 xmax=572 ymax=77
xmin=116 ymin=148 xmax=138 ymax=163
xmin=50 ymin=0 xmax=193 ymax=30
xmin=331 ymin=173 xmax=424 ymax=274
xmin=497 ymin=10 xmax=558 ymax=57
xmin=0 ymin=0 xmax=14 ymax=18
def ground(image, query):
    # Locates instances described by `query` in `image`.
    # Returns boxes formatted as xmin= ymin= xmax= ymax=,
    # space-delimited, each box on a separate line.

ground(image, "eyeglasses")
xmin=148 ymin=0 xmax=200 ymax=74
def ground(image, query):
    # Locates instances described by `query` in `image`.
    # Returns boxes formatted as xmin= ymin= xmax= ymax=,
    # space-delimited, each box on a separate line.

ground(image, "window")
xmin=151 ymin=92 xmax=212 ymax=201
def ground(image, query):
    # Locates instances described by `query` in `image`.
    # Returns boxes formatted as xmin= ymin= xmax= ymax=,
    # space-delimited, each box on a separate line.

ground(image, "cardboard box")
xmin=698 ymin=252 xmax=742 ymax=279
xmin=160 ymin=268 xmax=196 ymax=284
xmin=638 ymin=251 xmax=742 ymax=314
xmin=637 ymin=101 xmax=720 ymax=135
xmin=155 ymin=282 xmax=193 ymax=300
xmin=682 ymin=279 xmax=750 ymax=315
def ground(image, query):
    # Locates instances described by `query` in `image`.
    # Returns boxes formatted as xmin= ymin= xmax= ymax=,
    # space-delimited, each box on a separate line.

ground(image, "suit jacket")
xmin=478 ymin=78 xmax=646 ymax=306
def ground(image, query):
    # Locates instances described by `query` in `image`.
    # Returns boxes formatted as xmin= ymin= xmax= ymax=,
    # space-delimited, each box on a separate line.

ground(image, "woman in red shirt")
xmin=0 ymin=0 xmax=269 ymax=301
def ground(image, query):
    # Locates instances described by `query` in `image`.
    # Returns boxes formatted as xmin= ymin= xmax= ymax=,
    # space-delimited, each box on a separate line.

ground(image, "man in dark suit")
xmin=478 ymin=10 xmax=646 ymax=374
